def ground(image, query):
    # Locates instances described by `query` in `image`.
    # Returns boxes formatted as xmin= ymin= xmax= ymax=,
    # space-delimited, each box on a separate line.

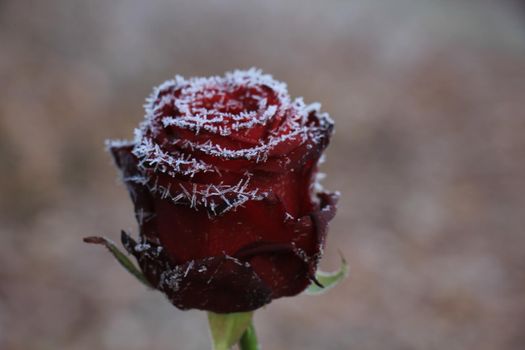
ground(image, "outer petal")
xmin=234 ymin=242 xmax=311 ymax=298
xmin=121 ymin=231 xmax=272 ymax=313
xmin=110 ymin=144 xmax=159 ymax=240
xmin=152 ymin=194 xmax=295 ymax=262
xmin=233 ymin=192 xmax=339 ymax=299
xmin=306 ymin=192 xmax=340 ymax=277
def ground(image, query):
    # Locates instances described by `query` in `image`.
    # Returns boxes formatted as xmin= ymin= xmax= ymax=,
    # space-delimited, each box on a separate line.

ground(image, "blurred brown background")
xmin=1 ymin=0 xmax=525 ymax=349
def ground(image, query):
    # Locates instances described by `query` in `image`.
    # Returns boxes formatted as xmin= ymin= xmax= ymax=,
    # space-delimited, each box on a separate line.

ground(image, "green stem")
xmin=238 ymin=322 xmax=259 ymax=350
xmin=208 ymin=312 xmax=255 ymax=350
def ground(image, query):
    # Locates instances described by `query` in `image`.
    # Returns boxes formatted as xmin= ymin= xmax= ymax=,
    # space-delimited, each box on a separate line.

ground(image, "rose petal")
xmin=110 ymin=144 xmax=159 ymax=240
xmin=122 ymin=232 xmax=273 ymax=313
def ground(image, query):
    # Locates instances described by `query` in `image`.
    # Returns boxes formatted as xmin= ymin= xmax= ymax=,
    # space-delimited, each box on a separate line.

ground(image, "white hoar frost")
xmin=132 ymin=138 xmax=214 ymax=178
xmin=124 ymin=68 xmax=332 ymax=215
xmin=126 ymin=173 xmax=266 ymax=216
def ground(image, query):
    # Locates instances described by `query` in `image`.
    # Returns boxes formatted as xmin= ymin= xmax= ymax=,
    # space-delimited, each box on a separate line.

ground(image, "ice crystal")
xmin=159 ymin=266 xmax=184 ymax=292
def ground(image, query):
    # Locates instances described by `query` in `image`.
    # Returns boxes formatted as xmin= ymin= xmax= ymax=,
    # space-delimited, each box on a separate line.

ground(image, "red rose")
xmin=108 ymin=68 xmax=338 ymax=313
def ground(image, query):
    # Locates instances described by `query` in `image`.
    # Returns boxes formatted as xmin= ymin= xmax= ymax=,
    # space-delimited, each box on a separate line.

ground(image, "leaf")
xmin=83 ymin=236 xmax=152 ymax=288
xmin=304 ymin=254 xmax=348 ymax=295
xmin=208 ymin=311 xmax=254 ymax=350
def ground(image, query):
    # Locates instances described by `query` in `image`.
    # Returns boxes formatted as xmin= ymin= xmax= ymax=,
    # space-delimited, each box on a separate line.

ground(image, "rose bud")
xmin=107 ymin=68 xmax=338 ymax=313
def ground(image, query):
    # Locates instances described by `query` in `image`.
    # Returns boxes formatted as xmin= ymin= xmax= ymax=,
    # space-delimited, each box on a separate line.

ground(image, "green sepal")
xmin=83 ymin=236 xmax=152 ymax=288
xmin=208 ymin=311 xmax=254 ymax=350
xmin=238 ymin=323 xmax=260 ymax=350
xmin=305 ymin=254 xmax=348 ymax=295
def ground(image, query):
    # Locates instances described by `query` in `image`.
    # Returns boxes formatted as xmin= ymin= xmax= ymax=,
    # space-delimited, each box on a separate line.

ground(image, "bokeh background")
xmin=1 ymin=0 xmax=525 ymax=349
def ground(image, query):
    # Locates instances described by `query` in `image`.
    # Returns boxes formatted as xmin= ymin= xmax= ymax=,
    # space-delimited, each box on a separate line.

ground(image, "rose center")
xmin=187 ymin=86 xmax=271 ymax=120
xmin=155 ymin=81 xmax=284 ymax=146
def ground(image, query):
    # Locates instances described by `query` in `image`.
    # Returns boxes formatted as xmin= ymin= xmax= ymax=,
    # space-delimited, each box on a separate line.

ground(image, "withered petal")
xmin=122 ymin=233 xmax=272 ymax=313
xmin=161 ymin=256 xmax=273 ymax=313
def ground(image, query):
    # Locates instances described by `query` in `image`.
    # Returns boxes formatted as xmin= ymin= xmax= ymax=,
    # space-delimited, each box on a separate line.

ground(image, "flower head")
xmin=107 ymin=68 xmax=338 ymax=313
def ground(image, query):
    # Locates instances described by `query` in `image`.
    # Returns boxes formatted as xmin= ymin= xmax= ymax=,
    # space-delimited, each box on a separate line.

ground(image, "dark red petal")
xmin=110 ymin=144 xmax=159 ymax=240
xmin=121 ymin=232 xmax=272 ymax=313
xmin=234 ymin=242 xmax=311 ymax=298
xmin=249 ymin=253 xmax=310 ymax=298
xmin=305 ymin=191 xmax=340 ymax=276
xmin=163 ymin=256 xmax=272 ymax=313
xmin=151 ymin=196 xmax=292 ymax=263
xmin=230 ymin=192 xmax=339 ymax=298
xmin=311 ymin=192 xmax=339 ymax=248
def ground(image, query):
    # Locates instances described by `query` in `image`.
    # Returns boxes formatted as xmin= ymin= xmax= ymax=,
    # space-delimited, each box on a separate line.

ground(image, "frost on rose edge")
xmin=107 ymin=68 xmax=334 ymax=215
